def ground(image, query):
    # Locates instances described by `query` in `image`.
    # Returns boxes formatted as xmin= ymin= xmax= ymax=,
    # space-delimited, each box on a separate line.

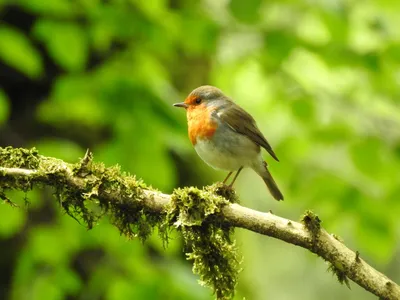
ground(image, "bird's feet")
xmin=214 ymin=182 xmax=236 ymax=202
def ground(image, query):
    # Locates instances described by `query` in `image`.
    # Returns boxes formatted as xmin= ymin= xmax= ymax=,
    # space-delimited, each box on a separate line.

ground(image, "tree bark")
xmin=0 ymin=148 xmax=398 ymax=300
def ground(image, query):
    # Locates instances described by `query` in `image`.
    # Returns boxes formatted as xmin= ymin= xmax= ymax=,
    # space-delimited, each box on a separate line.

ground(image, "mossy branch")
xmin=0 ymin=147 xmax=399 ymax=300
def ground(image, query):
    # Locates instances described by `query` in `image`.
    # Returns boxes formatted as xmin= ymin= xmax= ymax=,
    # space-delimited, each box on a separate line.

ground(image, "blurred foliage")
xmin=0 ymin=25 xmax=43 ymax=78
xmin=0 ymin=0 xmax=399 ymax=299
xmin=0 ymin=89 xmax=9 ymax=125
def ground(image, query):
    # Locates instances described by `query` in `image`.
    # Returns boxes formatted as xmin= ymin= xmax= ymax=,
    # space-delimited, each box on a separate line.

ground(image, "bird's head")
xmin=173 ymin=85 xmax=226 ymax=111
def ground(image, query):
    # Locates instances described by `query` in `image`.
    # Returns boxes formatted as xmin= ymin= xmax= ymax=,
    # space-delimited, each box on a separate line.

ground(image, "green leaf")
xmin=53 ymin=267 xmax=82 ymax=295
xmin=296 ymin=12 xmax=331 ymax=46
xmin=0 ymin=89 xmax=10 ymax=126
xmin=97 ymin=113 xmax=176 ymax=191
xmin=33 ymin=20 xmax=88 ymax=72
xmin=34 ymin=139 xmax=84 ymax=163
xmin=350 ymin=138 xmax=383 ymax=176
xmin=95 ymin=81 xmax=177 ymax=190
xmin=229 ymin=0 xmax=262 ymax=24
xmin=0 ymin=25 xmax=43 ymax=78
xmin=106 ymin=278 xmax=138 ymax=300
xmin=356 ymin=210 xmax=395 ymax=264
xmin=18 ymin=0 xmax=74 ymax=17
xmin=180 ymin=13 xmax=218 ymax=55
xmin=0 ymin=197 xmax=26 ymax=238
xmin=291 ymin=98 xmax=315 ymax=122
xmin=312 ymin=122 xmax=353 ymax=143
xmin=31 ymin=275 xmax=63 ymax=300
xmin=37 ymin=75 xmax=104 ymax=126
xmin=263 ymin=30 xmax=298 ymax=68
xmin=29 ymin=226 xmax=70 ymax=265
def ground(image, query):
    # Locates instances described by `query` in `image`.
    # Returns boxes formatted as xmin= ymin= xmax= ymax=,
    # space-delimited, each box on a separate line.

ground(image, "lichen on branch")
xmin=0 ymin=146 xmax=399 ymax=300
xmin=166 ymin=185 xmax=240 ymax=299
xmin=0 ymin=146 xmax=241 ymax=299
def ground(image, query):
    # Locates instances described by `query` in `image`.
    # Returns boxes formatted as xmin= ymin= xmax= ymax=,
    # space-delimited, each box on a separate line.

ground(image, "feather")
xmin=217 ymin=101 xmax=279 ymax=161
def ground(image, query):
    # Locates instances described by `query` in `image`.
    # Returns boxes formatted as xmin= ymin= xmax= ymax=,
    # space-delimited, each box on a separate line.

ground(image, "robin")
xmin=173 ymin=85 xmax=283 ymax=201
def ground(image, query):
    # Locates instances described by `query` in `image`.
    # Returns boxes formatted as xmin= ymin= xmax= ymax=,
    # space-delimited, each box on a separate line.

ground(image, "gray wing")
xmin=217 ymin=103 xmax=279 ymax=162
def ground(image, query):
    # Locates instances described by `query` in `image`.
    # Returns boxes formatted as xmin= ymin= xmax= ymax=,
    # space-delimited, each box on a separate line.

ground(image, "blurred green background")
xmin=0 ymin=0 xmax=399 ymax=299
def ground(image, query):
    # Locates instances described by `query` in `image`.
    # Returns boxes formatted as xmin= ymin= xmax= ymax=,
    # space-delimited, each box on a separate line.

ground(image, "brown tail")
xmin=257 ymin=161 xmax=284 ymax=201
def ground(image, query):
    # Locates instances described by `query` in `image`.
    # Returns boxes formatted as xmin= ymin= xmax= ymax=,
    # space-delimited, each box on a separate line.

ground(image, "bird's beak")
xmin=173 ymin=102 xmax=189 ymax=109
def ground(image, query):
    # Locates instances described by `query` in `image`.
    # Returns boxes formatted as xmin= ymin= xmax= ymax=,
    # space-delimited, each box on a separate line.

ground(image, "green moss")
xmin=0 ymin=147 xmax=39 ymax=196
xmin=209 ymin=183 xmax=239 ymax=204
xmin=61 ymin=152 xmax=163 ymax=242
xmin=1 ymin=147 xmax=242 ymax=298
xmin=301 ymin=210 xmax=321 ymax=235
xmin=0 ymin=146 xmax=39 ymax=169
xmin=301 ymin=210 xmax=321 ymax=253
xmin=0 ymin=146 xmax=164 ymax=241
xmin=0 ymin=190 xmax=18 ymax=207
xmin=166 ymin=183 xmax=240 ymax=300
xmin=328 ymin=263 xmax=350 ymax=289
xmin=301 ymin=211 xmax=350 ymax=290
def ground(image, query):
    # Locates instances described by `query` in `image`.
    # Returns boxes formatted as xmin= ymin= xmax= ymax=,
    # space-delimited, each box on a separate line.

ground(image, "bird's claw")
xmin=214 ymin=182 xmax=236 ymax=201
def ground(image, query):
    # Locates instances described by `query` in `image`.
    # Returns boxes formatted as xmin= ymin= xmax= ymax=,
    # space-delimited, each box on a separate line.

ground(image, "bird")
xmin=173 ymin=85 xmax=283 ymax=201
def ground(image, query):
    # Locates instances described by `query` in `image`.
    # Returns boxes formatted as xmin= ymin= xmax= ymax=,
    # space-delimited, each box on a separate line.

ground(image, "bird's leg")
xmin=222 ymin=171 xmax=233 ymax=184
xmin=229 ymin=167 xmax=243 ymax=187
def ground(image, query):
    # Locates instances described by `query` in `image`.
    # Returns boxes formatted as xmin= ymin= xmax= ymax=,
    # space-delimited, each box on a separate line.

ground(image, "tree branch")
xmin=0 ymin=148 xmax=398 ymax=300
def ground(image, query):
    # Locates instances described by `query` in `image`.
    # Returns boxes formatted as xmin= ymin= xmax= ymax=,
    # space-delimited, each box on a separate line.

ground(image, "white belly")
xmin=194 ymin=135 xmax=260 ymax=171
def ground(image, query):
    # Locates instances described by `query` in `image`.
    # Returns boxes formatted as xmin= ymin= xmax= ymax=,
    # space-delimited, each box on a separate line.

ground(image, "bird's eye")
xmin=195 ymin=98 xmax=202 ymax=104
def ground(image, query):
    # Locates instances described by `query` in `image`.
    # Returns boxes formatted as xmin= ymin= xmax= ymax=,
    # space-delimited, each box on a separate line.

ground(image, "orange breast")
xmin=187 ymin=104 xmax=217 ymax=145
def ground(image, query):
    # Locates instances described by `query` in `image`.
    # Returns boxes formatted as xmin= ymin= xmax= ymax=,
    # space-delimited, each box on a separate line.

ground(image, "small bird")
xmin=173 ymin=85 xmax=283 ymax=201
